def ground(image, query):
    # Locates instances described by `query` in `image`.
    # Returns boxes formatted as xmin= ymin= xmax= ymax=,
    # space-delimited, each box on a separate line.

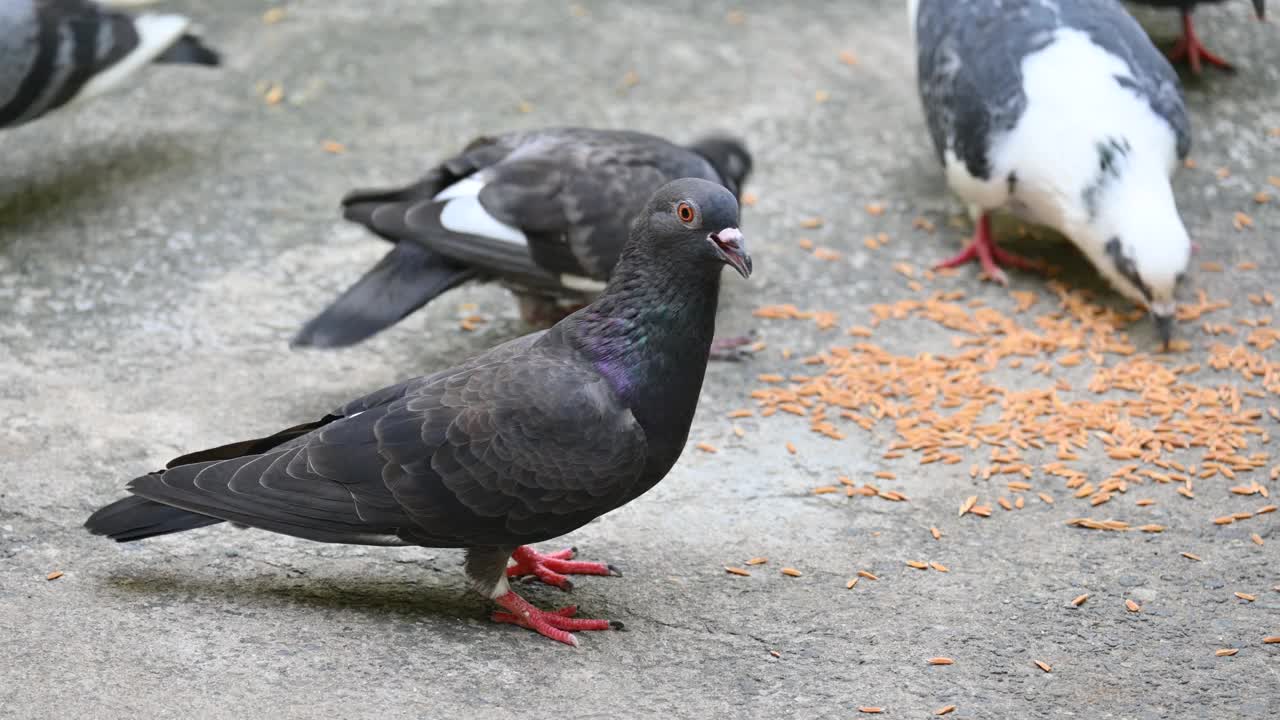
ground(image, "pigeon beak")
xmin=1150 ymin=300 xmax=1177 ymax=350
xmin=1253 ymin=0 xmax=1265 ymax=20
xmin=709 ymin=228 xmax=752 ymax=278
xmin=1157 ymin=307 xmax=1172 ymax=348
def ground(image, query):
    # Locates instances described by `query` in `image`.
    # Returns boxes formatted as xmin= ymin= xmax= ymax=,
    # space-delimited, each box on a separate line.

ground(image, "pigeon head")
xmin=1084 ymin=175 xmax=1191 ymax=348
xmin=641 ymin=178 xmax=751 ymax=279
xmin=688 ymin=135 xmax=753 ymax=200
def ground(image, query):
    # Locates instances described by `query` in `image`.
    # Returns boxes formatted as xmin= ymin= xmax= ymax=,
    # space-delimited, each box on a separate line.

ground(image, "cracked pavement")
xmin=0 ymin=1 xmax=1277 ymax=718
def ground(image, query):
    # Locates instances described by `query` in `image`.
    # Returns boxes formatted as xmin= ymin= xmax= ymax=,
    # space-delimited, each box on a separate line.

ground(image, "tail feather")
xmin=164 ymin=418 xmax=333 ymax=468
xmin=292 ymin=243 xmax=478 ymax=349
xmin=153 ymin=34 xmax=221 ymax=66
xmin=341 ymin=174 xmax=449 ymax=242
xmin=85 ymin=494 xmax=223 ymax=542
xmin=86 ymin=416 xmax=342 ymax=542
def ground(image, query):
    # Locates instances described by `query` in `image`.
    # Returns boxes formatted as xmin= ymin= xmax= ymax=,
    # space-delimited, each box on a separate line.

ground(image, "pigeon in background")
xmin=911 ymin=0 xmax=1192 ymax=346
xmin=86 ymin=178 xmax=752 ymax=647
xmin=0 ymin=0 xmax=219 ymax=130
xmin=293 ymin=127 xmax=753 ymax=354
xmin=1126 ymin=0 xmax=1266 ymax=74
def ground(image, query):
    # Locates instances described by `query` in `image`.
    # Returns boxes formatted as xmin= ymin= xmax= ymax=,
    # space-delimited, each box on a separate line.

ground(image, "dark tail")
xmin=154 ymin=34 xmax=221 ymax=67
xmin=85 ymin=494 xmax=223 ymax=542
xmin=292 ymin=243 xmax=478 ymax=349
xmin=340 ymin=178 xmax=446 ymax=242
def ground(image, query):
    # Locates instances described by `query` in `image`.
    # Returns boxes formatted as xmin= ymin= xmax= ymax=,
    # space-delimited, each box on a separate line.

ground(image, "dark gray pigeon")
xmin=293 ymin=127 xmax=752 ymax=351
xmin=0 ymin=0 xmax=219 ymax=130
xmin=912 ymin=0 xmax=1192 ymax=346
xmin=86 ymin=178 xmax=752 ymax=647
xmin=1126 ymin=0 xmax=1266 ymax=73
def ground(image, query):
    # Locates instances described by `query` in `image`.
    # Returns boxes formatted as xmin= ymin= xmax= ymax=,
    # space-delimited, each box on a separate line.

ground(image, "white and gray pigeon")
xmin=911 ymin=0 xmax=1193 ymax=346
xmin=293 ymin=127 xmax=752 ymax=350
xmin=86 ymin=178 xmax=752 ymax=647
xmin=1126 ymin=0 xmax=1266 ymax=74
xmin=0 ymin=0 xmax=219 ymax=130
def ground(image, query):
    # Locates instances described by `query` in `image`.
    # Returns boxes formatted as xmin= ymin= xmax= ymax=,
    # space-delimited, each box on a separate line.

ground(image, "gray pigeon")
xmin=0 ymin=0 xmax=219 ymax=130
xmin=1126 ymin=0 xmax=1266 ymax=73
xmin=85 ymin=178 xmax=751 ymax=647
xmin=912 ymin=0 xmax=1192 ymax=346
xmin=293 ymin=127 xmax=752 ymax=350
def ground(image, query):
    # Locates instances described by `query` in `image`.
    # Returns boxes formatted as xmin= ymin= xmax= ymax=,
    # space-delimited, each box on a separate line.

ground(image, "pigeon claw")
xmin=491 ymin=592 xmax=617 ymax=646
xmin=934 ymin=214 xmax=1041 ymax=286
xmin=1168 ymin=13 xmax=1235 ymax=74
xmin=506 ymin=545 xmax=618 ymax=590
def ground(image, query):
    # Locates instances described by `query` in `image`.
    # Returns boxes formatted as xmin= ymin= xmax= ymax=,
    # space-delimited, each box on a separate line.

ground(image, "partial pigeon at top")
xmin=912 ymin=0 xmax=1192 ymax=346
xmin=85 ymin=178 xmax=752 ymax=647
xmin=0 ymin=0 xmax=220 ymax=130
xmin=293 ymin=127 xmax=752 ymax=349
xmin=1127 ymin=0 xmax=1266 ymax=73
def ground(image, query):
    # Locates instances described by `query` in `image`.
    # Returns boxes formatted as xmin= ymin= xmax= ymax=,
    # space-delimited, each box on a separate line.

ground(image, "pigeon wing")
xmin=476 ymin=133 xmax=720 ymax=279
xmin=915 ymin=0 xmax=1190 ymax=180
xmin=379 ymin=331 xmax=649 ymax=545
xmin=341 ymin=133 xmax=517 ymax=244
xmin=126 ymin=332 xmax=647 ymax=547
xmin=1058 ymin=0 xmax=1191 ymax=158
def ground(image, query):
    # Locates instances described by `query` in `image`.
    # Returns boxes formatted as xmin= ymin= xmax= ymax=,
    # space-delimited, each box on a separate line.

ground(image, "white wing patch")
xmin=74 ymin=14 xmax=190 ymax=104
xmin=434 ymin=177 xmax=528 ymax=246
xmin=97 ymin=0 xmax=166 ymax=7
xmin=992 ymin=28 xmax=1180 ymax=231
xmin=558 ymin=274 xmax=607 ymax=293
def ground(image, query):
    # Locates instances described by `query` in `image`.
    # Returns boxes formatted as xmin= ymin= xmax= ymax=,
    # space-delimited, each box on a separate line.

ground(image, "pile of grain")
xmin=744 ymin=279 xmax=1278 ymax=521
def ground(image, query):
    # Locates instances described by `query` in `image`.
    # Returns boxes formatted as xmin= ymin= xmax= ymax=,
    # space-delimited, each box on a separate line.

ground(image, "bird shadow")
xmin=100 ymin=561 xmax=484 ymax=615
xmin=0 ymin=133 xmax=199 ymax=251
xmin=98 ymin=563 xmax=587 ymax=628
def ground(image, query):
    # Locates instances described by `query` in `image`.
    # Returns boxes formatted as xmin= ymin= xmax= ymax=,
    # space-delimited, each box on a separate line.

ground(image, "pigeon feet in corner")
xmin=491 ymin=591 xmax=622 ymax=646
xmin=934 ymin=214 xmax=1041 ymax=286
xmin=506 ymin=545 xmax=620 ymax=590
xmin=1168 ymin=13 xmax=1234 ymax=74
xmin=709 ymin=333 xmax=757 ymax=362
xmin=516 ymin=294 xmax=586 ymax=328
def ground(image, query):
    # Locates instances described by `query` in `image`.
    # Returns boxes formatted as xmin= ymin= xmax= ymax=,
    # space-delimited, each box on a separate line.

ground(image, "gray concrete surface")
xmin=1 ymin=1 xmax=1277 ymax=718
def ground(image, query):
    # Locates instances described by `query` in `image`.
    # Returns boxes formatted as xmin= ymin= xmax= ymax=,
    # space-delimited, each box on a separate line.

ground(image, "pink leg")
xmin=516 ymin=295 xmax=585 ymax=327
xmin=490 ymin=591 xmax=621 ymax=646
xmin=1169 ymin=12 xmax=1235 ymax=73
xmin=506 ymin=545 xmax=620 ymax=590
xmin=933 ymin=214 xmax=1040 ymax=286
xmin=709 ymin=334 xmax=755 ymax=362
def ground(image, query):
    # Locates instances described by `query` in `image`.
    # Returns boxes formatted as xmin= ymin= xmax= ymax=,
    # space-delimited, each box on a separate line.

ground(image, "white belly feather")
xmin=946 ymin=28 xmax=1180 ymax=235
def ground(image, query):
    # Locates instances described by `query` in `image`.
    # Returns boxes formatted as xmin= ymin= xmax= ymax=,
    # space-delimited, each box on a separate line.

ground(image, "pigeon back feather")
xmin=302 ymin=128 xmax=746 ymax=346
xmin=914 ymin=0 xmax=1190 ymax=182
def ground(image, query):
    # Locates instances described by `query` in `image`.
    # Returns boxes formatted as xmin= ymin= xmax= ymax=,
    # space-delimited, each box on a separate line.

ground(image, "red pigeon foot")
xmin=506 ymin=545 xmax=619 ymax=590
xmin=491 ymin=591 xmax=622 ymax=646
xmin=933 ymin=214 xmax=1041 ymax=286
xmin=1168 ymin=12 xmax=1235 ymax=74
xmin=709 ymin=333 xmax=756 ymax=362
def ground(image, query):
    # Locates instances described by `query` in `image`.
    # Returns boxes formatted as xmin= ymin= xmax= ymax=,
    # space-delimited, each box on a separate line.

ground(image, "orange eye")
xmin=677 ymin=202 xmax=695 ymax=223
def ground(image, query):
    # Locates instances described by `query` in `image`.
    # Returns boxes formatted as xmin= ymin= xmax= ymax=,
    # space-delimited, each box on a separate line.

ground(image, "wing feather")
xmin=126 ymin=331 xmax=646 ymax=547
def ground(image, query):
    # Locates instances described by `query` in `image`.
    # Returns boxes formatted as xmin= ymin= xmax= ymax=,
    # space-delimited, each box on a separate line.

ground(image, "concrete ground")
xmin=1 ymin=1 xmax=1277 ymax=718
